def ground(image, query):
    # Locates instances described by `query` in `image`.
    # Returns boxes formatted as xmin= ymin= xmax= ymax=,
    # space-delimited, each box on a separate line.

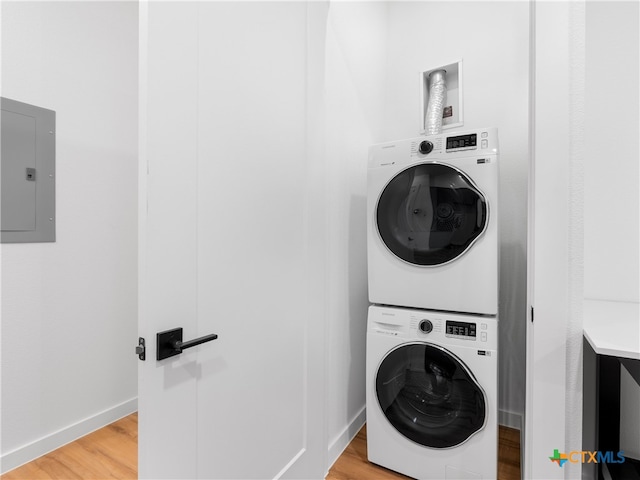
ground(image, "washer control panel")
xmin=368 ymin=306 xmax=497 ymax=350
xmin=411 ymin=316 xmax=490 ymax=343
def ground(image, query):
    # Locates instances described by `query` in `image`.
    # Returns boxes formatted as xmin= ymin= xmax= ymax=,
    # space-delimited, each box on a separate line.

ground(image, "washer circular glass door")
xmin=376 ymin=343 xmax=486 ymax=448
xmin=376 ymin=163 xmax=487 ymax=266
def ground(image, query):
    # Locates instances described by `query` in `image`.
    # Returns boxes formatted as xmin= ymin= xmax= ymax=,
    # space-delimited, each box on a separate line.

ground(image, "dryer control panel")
xmin=368 ymin=127 xmax=498 ymax=169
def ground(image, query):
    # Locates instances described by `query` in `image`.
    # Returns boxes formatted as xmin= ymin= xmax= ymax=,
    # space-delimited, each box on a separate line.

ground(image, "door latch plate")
xmin=136 ymin=337 xmax=146 ymax=361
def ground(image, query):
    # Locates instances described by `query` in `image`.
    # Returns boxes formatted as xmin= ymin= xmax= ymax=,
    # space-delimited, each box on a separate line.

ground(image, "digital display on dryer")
xmin=446 ymin=321 xmax=477 ymax=338
xmin=446 ymin=134 xmax=477 ymax=150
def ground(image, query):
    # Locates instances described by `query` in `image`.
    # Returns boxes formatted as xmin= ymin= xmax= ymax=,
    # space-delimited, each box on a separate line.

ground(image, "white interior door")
xmin=138 ymin=2 xmax=327 ymax=479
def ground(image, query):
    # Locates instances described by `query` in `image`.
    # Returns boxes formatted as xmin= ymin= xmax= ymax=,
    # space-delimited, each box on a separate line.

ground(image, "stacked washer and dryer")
xmin=366 ymin=128 xmax=499 ymax=480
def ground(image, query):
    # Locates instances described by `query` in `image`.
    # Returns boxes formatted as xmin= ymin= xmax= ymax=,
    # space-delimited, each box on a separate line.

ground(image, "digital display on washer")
xmin=446 ymin=134 xmax=477 ymax=150
xmin=446 ymin=320 xmax=477 ymax=338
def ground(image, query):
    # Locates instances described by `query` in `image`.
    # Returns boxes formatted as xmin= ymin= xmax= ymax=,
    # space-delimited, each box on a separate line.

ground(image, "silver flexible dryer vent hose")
xmin=425 ymin=69 xmax=447 ymax=135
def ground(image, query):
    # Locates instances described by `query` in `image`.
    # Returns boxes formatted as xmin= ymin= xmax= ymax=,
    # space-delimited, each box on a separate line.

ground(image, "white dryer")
xmin=367 ymin=128 xmax=499 ymax=315
xmin=366 ymin=304 xmax=498 ymax=480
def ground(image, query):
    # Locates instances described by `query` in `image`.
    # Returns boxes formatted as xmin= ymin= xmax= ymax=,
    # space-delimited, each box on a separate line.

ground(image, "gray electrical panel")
xmin=1 ymin=97 xmax=56 ymax=243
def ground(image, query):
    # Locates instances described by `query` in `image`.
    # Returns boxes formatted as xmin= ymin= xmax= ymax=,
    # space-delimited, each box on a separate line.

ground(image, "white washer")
xmin=366 ymin=305 xmax=498 ymax=480
xmin=367 ymin=128 xmax=499 ymax=315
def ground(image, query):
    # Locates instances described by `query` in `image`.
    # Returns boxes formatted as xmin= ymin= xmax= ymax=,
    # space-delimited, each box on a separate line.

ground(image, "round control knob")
xmin=419 ymin=140 xmax=434 ymax=154
xmin=419 ymin=319 xmax=433 ymax=334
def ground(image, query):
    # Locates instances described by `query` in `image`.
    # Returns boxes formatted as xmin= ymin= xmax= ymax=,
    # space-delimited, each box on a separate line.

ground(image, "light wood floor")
xmin=327 ymin=424 xmax=521 ymax=480
xmin=1 ymin=415 xmax=138 ymax=480
xmin=2 ymin=413 xmax=520 ymax=480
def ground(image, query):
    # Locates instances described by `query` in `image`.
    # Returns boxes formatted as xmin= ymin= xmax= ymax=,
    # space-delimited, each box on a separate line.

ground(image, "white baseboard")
xmin=327 ymin=405 xmax=367 ymax=470
xmin=1 ymin=397 xmax=138 ymax=475
xmin=499 ymin=409 xmax=523 ymax=432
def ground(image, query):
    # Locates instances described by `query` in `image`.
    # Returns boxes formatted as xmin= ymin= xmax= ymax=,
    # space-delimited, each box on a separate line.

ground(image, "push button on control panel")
xmin=481 ymin=332 xmax=487 ymax=342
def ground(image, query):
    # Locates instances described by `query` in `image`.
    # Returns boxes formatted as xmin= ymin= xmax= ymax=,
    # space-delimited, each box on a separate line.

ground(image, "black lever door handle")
xmin=156 ymin=327 xmax=218 ymax=361
xmin=175 ymin=333 xmax=218 ymax=351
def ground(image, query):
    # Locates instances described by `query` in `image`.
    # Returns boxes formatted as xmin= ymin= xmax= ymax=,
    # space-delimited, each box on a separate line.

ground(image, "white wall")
xmin=381 ymin=1 xmax=530 ymax=427
xmin=584 ymin=1 xmax=639 ymax=302
xmin=0 ymin=1 xmax=138 ymax=472
xmin=323 ymin=2 xmax=389 ymax=464
xmin=584 ymin=0 xmax=640 ymax=467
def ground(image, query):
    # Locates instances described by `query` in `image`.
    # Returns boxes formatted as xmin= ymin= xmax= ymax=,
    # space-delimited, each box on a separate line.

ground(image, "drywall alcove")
xmin=419 ymin=60 xmax=463 ymax=134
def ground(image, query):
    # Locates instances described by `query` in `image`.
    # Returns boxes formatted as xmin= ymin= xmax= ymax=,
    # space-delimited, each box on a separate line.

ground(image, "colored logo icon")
xmin=549 ymin=449 xmax=568 ymax=467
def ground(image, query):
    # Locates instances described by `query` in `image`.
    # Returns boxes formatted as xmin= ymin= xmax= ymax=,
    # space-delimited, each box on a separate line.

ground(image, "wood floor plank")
xmin=2 ymin=413 xmax=520 ymax=480
xmin=1 ymin=414 xmax=137 ymax=480
xmin=326 ymin=427 xmax=413 ymax=480
xmin=497 ymin=426 xmax=522 ymax=480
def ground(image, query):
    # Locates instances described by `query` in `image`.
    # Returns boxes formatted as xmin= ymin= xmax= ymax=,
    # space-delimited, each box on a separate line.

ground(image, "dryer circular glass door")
xmin=376 ymin=163 xmax=487 ymax=266
xmin=376 ymin=342 xmax=486 ymax=448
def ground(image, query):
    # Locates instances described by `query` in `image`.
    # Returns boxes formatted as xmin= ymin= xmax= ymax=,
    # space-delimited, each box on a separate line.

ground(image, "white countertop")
xmin=583 ymin=299 xmax=640 ymax=360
